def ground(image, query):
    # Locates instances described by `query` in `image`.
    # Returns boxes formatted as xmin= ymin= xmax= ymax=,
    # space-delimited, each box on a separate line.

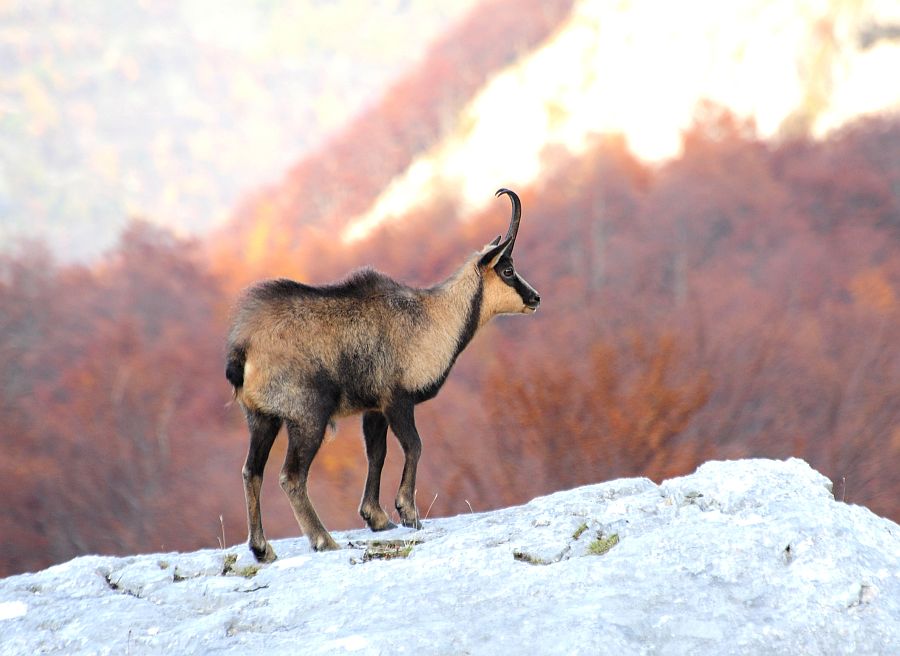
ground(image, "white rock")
xmin=0 ymin=459 xmax=897 ymax=655
xmin=0 ymin=601 xmax=27 ymax=621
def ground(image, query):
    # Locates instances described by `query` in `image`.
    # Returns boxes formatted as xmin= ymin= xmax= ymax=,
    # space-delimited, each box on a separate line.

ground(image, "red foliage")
xmin=3 ymin=108 xmax=900 ymax=577
xmin=212 ymin=0 xmax=575 ymax=286
xmin=0 ymin=225 xmax=242 ymax=574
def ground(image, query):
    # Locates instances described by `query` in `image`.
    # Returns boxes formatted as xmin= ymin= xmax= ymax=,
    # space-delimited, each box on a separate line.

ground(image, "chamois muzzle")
xmin=519 ymin=281 xmax=541 ymax=313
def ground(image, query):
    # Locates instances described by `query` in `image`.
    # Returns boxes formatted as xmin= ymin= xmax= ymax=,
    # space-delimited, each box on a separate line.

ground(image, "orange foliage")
xmin=3 ymin=101 xmax=900 ymax=578
xmin=482 ymin=334 xmax=710 ymax=502
xmin=211 ymin=0 xmax=576 ymax=289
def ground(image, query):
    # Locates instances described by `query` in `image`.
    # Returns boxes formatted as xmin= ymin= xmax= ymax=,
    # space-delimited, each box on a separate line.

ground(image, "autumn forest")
xmin=2 ymin=103 xmax=899 ymax=577
xmin=2 ymin=1 xmax=900 ymax=577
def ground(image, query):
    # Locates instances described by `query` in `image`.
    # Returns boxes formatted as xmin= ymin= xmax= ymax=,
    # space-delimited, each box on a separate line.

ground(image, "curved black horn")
xmin=495 ymin=188 xmax=521 ymax=253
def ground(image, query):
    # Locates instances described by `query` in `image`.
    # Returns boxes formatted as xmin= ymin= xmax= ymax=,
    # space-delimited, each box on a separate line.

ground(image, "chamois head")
xmin=478 ymin=188 xmax=541 ymax=315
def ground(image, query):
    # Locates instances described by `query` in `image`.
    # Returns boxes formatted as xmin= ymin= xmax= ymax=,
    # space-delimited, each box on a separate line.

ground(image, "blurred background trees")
xmin=2 ymin=0 xmax=899 ymax=576
xmin=3 ymin=109 xmax=899 ymax=576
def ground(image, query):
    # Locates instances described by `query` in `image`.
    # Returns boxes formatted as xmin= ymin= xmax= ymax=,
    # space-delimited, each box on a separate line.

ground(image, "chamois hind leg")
xmin=242 ymin=410 xmax=282 ymax=563
xmin=359 ymin=411 xmax=397 ymax=531
xmin=281 ymin=413 xmax=340 ymax=552
xmin=386 ymin=398 xmax=423 ymax=529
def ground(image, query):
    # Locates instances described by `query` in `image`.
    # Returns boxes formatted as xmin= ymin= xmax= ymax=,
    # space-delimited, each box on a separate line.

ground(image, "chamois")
xmin=226 ymin=189 xmax=541 ymax=561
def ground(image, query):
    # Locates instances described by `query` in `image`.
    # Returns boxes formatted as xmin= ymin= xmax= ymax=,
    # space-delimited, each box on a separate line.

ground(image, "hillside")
xmin=222 ymin=0 xmax=900 ymax=255
xmin=1 ymin=459 xmax=898 ymax=655
xmin=0 ymin=0 xmax=479 ymax=260
xmin=2 ymin=111 xmax=900 ymax=580
xmin=213 ymin=0 xmax=576 ymax=280
xmin=2 ymin=0 xmax=900 ymax=582
xmin=344 ymin=0 xmax=900 ymax=239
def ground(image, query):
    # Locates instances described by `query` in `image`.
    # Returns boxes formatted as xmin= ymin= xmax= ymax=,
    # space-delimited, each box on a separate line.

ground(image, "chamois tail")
xmin=225 ymin=344 xmax=247 ymax=391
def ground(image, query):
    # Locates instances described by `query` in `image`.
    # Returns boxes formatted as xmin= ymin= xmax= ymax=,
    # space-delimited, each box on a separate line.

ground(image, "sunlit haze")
xmin=344 ymin=0 xmax=900 ymax=242
xmin=0 ymin=0 xmax=477 ymax=259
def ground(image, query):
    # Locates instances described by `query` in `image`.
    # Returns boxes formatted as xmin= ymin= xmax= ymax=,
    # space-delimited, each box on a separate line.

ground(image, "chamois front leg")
xmin=386 ymin=398 xmax=424 ymax=529
xmin=280 ymin=414 xmax=340 ymax=552
xmin=242 ymin=410 xmax=282 ymax=563
xmin=359 ymin=411 xmax=397 ymax=531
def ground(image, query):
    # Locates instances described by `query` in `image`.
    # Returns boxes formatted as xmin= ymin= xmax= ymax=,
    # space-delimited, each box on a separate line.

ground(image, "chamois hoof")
xmin=312 ymin=533 xmax=341 ymax=552
xmin=360 ymin=505 xmax=396 ymax=532
xmin=371 ymin=520 xmax=398 ymax=532
xmin=401 ymin=517 xmax=423 ymax=530
xmin=250 ymin=541 xmax=278 ymax=563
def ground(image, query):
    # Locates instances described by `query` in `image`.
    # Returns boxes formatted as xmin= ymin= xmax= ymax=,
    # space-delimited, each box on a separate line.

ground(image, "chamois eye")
xmin=502 ymin=268 xmax=514 ymax=278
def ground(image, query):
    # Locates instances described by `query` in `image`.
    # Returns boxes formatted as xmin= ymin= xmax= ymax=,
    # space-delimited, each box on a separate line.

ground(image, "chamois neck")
xmin=427 ymin=253 xmax=484 ymax=343
xmin=437 ymin=254 xmax=497 ymax=330
xmin=399 ymin=254 xmax=483 ymax=401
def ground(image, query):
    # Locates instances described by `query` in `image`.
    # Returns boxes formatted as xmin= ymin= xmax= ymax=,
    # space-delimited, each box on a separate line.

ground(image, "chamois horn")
xmin=495 ymin=188 xmax=521 ymax=253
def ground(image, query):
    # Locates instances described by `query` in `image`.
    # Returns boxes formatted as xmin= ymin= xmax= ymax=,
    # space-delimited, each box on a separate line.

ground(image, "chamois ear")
xmin=488 ymin=234 xmax=502 ymax=247
xmin=478 ymin=238 xmax=511 ymax=269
